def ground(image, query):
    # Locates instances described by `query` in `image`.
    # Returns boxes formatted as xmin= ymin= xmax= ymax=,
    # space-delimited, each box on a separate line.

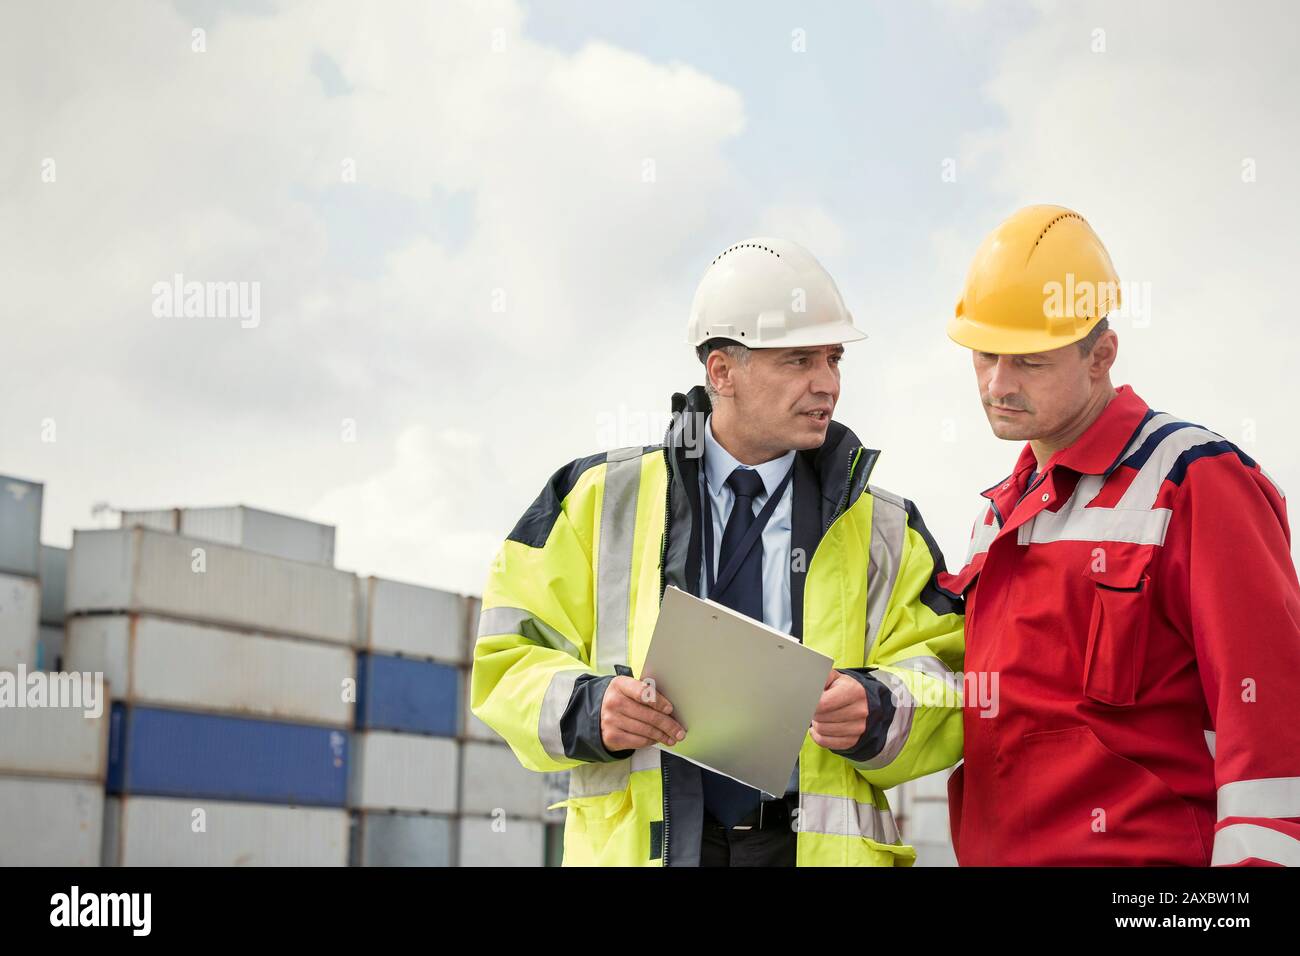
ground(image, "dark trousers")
xmin=699 ymin=812 xmax=798 ymax=867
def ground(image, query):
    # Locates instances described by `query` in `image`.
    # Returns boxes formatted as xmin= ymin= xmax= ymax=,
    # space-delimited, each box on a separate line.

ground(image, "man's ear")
xmin=707 ymin=350 xmax=736 ymax=398
xmin=1089 ymin=329 xmax=1119 ymax=380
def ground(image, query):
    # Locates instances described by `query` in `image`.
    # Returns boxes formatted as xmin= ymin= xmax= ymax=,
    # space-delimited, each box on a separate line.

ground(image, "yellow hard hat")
xmin=949 ymin=204 xmax=1121 ymax=355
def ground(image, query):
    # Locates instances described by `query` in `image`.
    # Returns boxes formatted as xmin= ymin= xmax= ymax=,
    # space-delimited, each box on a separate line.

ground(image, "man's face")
xmin=726 ymin=344 xmax=843 ymax=452
xmin=972 ymin=342 xmax=1092 ymax=442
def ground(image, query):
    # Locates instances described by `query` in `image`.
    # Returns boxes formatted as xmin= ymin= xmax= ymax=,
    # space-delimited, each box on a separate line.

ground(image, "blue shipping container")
xmin=107 ymin=704 xmax=349 ymax=807
xmin=355 ymin=653 xmax=458 ymax=736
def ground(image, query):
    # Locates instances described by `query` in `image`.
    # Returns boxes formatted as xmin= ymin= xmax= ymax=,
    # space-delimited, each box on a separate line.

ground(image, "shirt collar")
xmin=703 ymin=414 xmax=797 ymax=498
xmin=981 ymin=384 xmax=1152 ymax=498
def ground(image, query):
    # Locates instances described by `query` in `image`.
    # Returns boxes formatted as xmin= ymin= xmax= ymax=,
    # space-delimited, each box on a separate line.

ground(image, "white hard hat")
xmin=686 ymin=237 xmax=866 ymax=349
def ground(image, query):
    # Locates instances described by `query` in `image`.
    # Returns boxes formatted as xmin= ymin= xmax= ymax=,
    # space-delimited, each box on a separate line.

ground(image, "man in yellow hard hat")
xmin=940 ymin=205 xmax=1300 ymax=866
xmin=471 ymin=237 xmax=966 ymax=865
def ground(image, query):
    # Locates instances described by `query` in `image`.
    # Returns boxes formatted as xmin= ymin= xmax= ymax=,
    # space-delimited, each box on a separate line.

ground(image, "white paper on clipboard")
xmin=637 ymin=585 xmax=834 ymax=796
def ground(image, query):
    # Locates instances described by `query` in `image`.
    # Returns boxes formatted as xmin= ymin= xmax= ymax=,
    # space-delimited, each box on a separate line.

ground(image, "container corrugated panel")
xmin=460 ymin=666 xmax=500 ymax=742
xmin=66 ymin=528 xmax=358 ymax=645
xmin=355 ymin=653 xmax=457 ymax=736
xmin=349 ymin=731 xmax=458 ymax=813
xmin=107 ymin=703 xmax=349 ymax=807
xmin=457 ymin=815 xmax=544 ymax=867
xmin=0 ymin=776 xmax=102 ymax=865
xmin=0 ymin=475 xmax=42 ymax=578
xmin=179 ymin=506 xmax=335 ymax=567
xmin=0 ymin=571 xmax=39 ymax=669
xmin=64 ymin=614 xmax=354 ymax=726
xmin=460 ymin=740 xmax=546 ymax=819
xmin=0 ymin=688 xmax=108 ymax=779
xmin=103 ymin=795 xmax=349 ymax=866
xmin=38 ymin=544 xmax=68 ymax=625
xmin=119 ymin=509 xmax=179 ymax=532
xmin=542 ymin=771 xmax=569 ymax=822
xmin=363 ymin=577 xmax=465 ymax=663
xmin=350 ymin=811 xmax=454 ymax=866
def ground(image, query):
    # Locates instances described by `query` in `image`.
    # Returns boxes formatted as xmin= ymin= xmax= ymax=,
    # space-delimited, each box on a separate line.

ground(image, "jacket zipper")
xmin=655 ymin=439 xmax=860 ymax=867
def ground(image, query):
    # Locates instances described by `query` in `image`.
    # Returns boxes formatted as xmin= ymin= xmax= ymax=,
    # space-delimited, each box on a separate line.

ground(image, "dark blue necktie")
xmin=702 ymin=466 xmax=767 ymax=826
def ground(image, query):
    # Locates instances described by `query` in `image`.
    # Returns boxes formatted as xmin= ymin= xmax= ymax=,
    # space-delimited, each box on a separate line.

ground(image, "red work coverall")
xmin=940 ymin=385 xmax=1300 ymax=865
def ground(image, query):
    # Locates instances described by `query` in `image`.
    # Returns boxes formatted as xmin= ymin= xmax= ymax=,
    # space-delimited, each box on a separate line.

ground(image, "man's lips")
xmin=800 ymin=409 xmax=831 ymax=423
xmin=988 ymin=405 xmax=1028 ymax=415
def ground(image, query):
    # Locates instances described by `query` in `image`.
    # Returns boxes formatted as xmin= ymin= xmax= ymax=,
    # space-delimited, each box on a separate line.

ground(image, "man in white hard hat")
xmin=472 ymin=238 xmax=965 ymax=866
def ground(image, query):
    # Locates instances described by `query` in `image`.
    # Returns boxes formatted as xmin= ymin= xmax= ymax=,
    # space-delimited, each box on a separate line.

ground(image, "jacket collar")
xmin=981 ymin=384 xmax=1153 ymax=499
xmin=665 ymin=385 xmax=879 ymax=526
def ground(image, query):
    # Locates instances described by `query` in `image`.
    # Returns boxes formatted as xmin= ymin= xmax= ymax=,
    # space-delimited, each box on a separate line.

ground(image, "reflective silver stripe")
xmin=1205 ymin=730 xmax=1216 ymax=758
xmin=569 ymin=760 xmax=629 ymax=799
xmin=1117 ymin=424 xmax=1224 ymax=511
xmin=1259 ymin=465 xmax=1286 ymax=500
xmin=864 ymin=487 xmax=907 ymax=661
xmin=964 ymin=507 xmax=999 ymax=564
xmin=566 ymin=747 xmax=660 ymax=799
xmin=632 ymin=747 xmax=661 ymax=772
xmin=596 ymin=446 xmax=643 ymax=672
xmin=1218 ymin=776 xmax=1300 ymax=821
xmin=538 ymin=670 xmax=583 ymax=761
xmin=1211 ymin=823 xmax=1300 ymax=866
xmin=797 ymin=792 xmax=902 ymax=844
xmin=889 ymin=655 xmax=964 ymax=699
xmin=856 ymin=668 xmax=914 ymax=769
xmin=1019 ymin=503 xmax=1173 ymax=546
xmin=477 ymin=606 xmax=584 ymax=662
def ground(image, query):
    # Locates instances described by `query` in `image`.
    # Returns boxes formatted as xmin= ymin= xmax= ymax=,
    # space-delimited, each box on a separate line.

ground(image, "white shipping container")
xmin=911 ymin=839 xmax=958 ymax=867
xmin=66 ymin=528 xmax=358 ymax=645
xmin=0 ymin=571 xmax=39 ymax=669
xmin=0 ymin=685 xmax=108 ymax=779
xmin=64 ymin=614 xmax=354 ymax=726
xmin=119 ymin=509 xmax=180 ymax=533
xmin=460 ymin=740 xmax=546 ymax=819
xmin=363 ymin=577 xmax=466 ymax=663
xmin=350 ymin=732 xmax=459 ymax=814
xmin=179 ymin=506 xmax=335 ymax=567
xmin=0 ymin=776 xmax=102 ymax=866
xmin=905 ymin=799 xmax=954 ymax=845
xmin=457 ymin=815 xmax=544 ymax=867
xmin=103 ymin=796 xmax=349 ymax=866
xmin=460 ymin=666 xmax=499 ymax=742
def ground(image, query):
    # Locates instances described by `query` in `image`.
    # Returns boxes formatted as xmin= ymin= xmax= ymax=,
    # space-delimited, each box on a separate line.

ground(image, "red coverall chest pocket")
xmin=1081 ymin=553 xmax=1153 ymax=707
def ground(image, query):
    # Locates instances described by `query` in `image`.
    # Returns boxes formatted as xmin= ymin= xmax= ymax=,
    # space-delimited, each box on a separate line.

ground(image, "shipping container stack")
xmin=349 ymin=576 xmax=463 ymax=866
xmin=1 ymin=473 xmax=109 ymax=865
xmin=887 ymin=772 xmax=958 ymax=867
xmin=457 ymin=595 xmax=569 ymax=866
xmin=68 ymin=507 xmax=355 ymax=865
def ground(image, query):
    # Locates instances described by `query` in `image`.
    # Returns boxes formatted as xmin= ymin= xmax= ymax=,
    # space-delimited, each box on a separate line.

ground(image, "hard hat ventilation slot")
xmin=711 ymin=242 xmax=782 ymax=266
xmin=1032 ymin=212 xmax=1085 ymax=251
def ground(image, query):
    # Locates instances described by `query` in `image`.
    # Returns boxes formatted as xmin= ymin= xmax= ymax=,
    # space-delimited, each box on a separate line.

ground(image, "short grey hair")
xmin=696 ymin=338 xmax=751 ymax=400
xmin=1076 ymin=316 xmax=1111 ymax=355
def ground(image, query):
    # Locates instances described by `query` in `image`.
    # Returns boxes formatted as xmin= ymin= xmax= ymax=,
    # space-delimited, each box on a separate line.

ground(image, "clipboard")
xmin=638 ymin=585 xmax=834 ymax=796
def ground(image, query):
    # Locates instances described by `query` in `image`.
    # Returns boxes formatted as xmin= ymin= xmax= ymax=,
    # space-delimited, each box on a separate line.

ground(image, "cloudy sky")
xmin=3 ymin=0 xmax=1297 ymax=595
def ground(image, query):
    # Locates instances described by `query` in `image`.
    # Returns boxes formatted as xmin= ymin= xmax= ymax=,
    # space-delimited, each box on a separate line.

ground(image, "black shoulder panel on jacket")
xmin=903 ymin=498 xmax=965 ymax=619
xmin=507 ymin=452 xmax=609 ymax=549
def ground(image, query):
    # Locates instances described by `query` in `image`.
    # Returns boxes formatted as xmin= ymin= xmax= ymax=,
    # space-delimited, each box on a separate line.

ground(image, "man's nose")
xmin=986 ymin=357 xmax=1018 ymax=402
xmin=811 ymin=358 xmax=838 ymax=398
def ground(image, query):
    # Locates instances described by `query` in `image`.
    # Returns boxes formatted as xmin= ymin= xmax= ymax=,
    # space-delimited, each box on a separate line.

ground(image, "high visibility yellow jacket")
xmin=471 ymin=386 xmax=965 ymax=866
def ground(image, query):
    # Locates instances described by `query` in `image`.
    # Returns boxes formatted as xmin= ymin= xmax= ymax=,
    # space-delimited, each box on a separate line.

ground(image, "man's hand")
xmin=600 ymin=675 xmax=687 ymax=752
xmin=810 ymin=670 xmax=870 ymax=751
